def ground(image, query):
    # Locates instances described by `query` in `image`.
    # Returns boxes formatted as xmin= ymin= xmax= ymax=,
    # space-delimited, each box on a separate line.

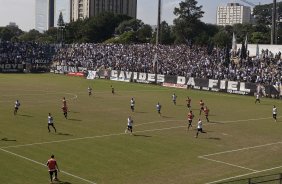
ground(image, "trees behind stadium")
xmin=0 ymin=0 xmax=280 ymax=45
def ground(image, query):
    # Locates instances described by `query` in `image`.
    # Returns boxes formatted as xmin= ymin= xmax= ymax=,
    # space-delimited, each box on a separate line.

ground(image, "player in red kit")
xmin=199 ymin=100 xmax=205 ymax=115
xmin=203 ymin=106 xmax=210 ymax=122
xmin=62 ymin=97 xmax=67 ymax=108
xmin=62 ymin=106 xmax=68 ymax=119
xmin=187 ymin=110 xmax=194 ymax=131
xmin=186 ymin=97 xmax=191 ymax=110
xmin=46 ymin=154 xmax=60 ymax=183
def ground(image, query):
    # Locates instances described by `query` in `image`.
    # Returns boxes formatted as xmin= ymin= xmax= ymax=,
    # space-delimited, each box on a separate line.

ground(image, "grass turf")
xmin=0 ymin=73 xmax=282 ymax=184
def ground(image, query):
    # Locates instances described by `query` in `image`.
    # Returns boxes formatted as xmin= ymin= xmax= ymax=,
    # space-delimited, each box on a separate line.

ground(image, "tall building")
xmin=35 ymin=0 xmax=55 ymax=33
xmin=72 ymin=0 xmax=90 ymax=20
xmin=71 ymin=0 xmax=137 ymax=21
xmin=55 ymin=0 xmax=71 ymax=26
xmin=216 ymin=3 xmax=251 ymax=26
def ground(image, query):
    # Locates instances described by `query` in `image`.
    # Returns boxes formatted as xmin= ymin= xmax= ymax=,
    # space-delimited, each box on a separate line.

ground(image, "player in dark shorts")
xmin=14 ymin=100 xmax=20 ymax=115
xmin=48 ymin=113 xmax=57 ymax=133
xmin=186 ymin=97 xmax=191 ymax=109
xmin=130 ymin=98 xmax=135 ymax=112
xmin=111 ymin=86 xmax=115 ymax=95
xmin=156 ymin=102 xmax=162 ymax=116
xmin=195 ymin=119 xmax=206 ymax=138
xmin=199 ymin=100 xmax=205 ymax=115
xmin=62 ymin=106 xmax=68 ymax=119
xmin=255 ymin=94 xmax=260 ymax=104
xmin=203 ymin=106 xmax=210 ymax=122
xmin=273 ymin=105 xmax=277 ymax=122
xmin=187 ymin=110 xmax=194 ymax=131
xmin=172 ymin=93 xmax=177 ymax=105
xmin=125 ymin=116 xmax=133 ymax=135
xmin=88 ymin=86 xmax=92 ymax=96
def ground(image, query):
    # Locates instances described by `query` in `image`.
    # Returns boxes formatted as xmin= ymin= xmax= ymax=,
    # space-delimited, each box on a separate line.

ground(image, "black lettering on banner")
xmin=165 ymin=75 xmax=177 ymax=84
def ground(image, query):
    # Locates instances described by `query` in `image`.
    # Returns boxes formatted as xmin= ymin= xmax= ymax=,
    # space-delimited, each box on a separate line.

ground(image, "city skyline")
xmin=0 ymin=0 xmax=276 ymax=31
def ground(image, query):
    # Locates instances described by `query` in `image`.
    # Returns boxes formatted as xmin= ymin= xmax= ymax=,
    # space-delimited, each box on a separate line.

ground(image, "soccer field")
xmin=1 ymin=74 xmax=282 ymax=184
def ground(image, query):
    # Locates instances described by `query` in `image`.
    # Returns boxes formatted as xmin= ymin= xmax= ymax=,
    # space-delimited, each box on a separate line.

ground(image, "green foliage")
xmin=173 ymin=0 xmax=204 ymax=44
xmin=107 ymin=31 xmax=138 ymax=44
xmin=137 ymin=24 xmax=153 ymax=43
xmin=1 ymin=1 xmax=279 ymax=45
xmin=57 ymin=12 xmax=65 ymax=27
xmin=115 ymin=19 xmax=143 ymax=35
xmin=65 ymin=12 xmax=131 ymax=43
xmin=157 ymin=21 xmax=175 ymax=44
xmin=0 ymin=25 xmax=23 ymax=41
xmin=212 ymin=30 xmax=231 ymax=48
xmin=18 ymin=29 xmax=42 ymax=42
xmin=251 ymin=32 xmax=270 ymax=44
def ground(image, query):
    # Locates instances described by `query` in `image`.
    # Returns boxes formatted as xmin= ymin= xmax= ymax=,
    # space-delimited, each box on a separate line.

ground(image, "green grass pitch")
xmin=0 ymin=74 xmax=282 ymax=184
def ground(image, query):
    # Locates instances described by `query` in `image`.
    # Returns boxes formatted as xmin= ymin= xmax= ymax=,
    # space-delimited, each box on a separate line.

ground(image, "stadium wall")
xmin=51 ymin=66 xmax=281 ymax=98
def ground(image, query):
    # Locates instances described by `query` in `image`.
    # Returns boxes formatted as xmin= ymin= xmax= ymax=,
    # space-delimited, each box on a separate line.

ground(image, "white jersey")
xmin=156 ymin=104 xmax=161 ymax=110
xmin=197 ymin=120 xmax=202 ymax=129
xmin=130 ymin=99 xmax=135 ymax=106
xmin=273 ymin=108 xmax=277 ymax=115
xmin=172 ymin=95 xmax=177 ymax=101
xmin=15 ymin=101 xmax=20 ymax=108
xmin=48 ymin=116 xmax=54 ymax=124
xmin=127 ymin=118 xmax=133 ymax=126
xmin=88 ymin=87 xmax=92 ymax=92
xmin=256 ymin=94 xmax=259 ymax=99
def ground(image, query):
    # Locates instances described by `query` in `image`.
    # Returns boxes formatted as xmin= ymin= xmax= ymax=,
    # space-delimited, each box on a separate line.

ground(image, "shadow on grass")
xmin=18 ymin=114 xmax=33 ymax=118
xmin=1 ymin=138 xmax=17 ymax=141
xmin=176 ymin=104 xmax=184 ymax=107
xmin=135 ymin=111 xmax=147 ymax=114
xmin=162 ymin=116 xmax=174 ymax=119
xmin=133 ymin=134 xmax=152 ymax=138
xmin=209 ymin=121 xmax=224 ymax=124
xmin=56 ymin=132 xmax=73 ymax=136
xmin=207 ymin=137 xmax=221 ymax=140
xmin=54 ymin=180 xmax=72 ymax=184
xmin=70 ymin=111 xmax=79 ymax=114
xmin=68 ymin=118 xmax=82 ymax=122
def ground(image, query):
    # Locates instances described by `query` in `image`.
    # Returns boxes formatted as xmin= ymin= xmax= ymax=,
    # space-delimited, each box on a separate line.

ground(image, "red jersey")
xmin=186 ymin=99 xmax=191 ymax=105
xmin=200 ymin=101 xmax=204 ymax=107
xmin=62 ymin=106 xmax=68 ymax=113
xmin=63 ymin=100 xmax=67 ymax=107
xmin=47 ymin=159 xmax=57 ymax=171
xmin=188 ymin=113 xmax=194 ymax=120
xmin=204 ymin=108 xmax=209 ymax=115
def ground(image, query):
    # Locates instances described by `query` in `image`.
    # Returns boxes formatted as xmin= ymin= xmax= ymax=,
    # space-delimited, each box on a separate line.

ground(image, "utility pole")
xmin=156 ymin=0 xmax=161 ymax=45
xmin=271 ymin=0 xmax=277 ymax=44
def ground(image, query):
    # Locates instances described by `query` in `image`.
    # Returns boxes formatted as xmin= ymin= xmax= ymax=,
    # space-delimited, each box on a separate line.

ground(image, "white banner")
xmin=87 ymin=71 xmax=97 ymax=80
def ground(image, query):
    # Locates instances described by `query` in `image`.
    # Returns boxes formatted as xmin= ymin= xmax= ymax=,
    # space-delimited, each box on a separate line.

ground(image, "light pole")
xmin=156 ymin=0 xmax=161 ymax=45
xmin=271 ymin=0 xmax=277 ymax=45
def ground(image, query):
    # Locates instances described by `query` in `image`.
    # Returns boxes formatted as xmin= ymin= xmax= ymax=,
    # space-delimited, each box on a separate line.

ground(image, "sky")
xmin=0 ymin=0 xmax=276 ymax=31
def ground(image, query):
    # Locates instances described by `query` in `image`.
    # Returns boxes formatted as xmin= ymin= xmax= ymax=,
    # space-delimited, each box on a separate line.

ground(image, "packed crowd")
xmin=0 ymin=41 xmax=55 ymax=64
xmin=52 ymin=43 xmax=282 ymax=85
xmin=0 ymin=41 xmax=281 ymax=85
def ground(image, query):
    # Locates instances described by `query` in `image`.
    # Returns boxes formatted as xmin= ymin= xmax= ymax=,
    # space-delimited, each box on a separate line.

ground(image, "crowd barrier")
xmin=51 ymin=66 xmax=281 ymax=98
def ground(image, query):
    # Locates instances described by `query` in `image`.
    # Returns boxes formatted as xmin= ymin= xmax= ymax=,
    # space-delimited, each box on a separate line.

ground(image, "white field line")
xmin=205 ymin=165 xmax=282 ymax=184
xmin=213 ymin=117 xmax=275 ymax=123
xmin=135 ymin=120 xmax=184 ymax=127
xmin=2 ymin=116 xmax=278 ymax=149
xmin=1 ymin=125 xmax=187 ymax=149
xmin=0 ymin=92 xmax=78 ymax=102
xmin=200 ymin=140 xmax=282 ymax=158
xmin=0 ymin=148 xmax=96 ymax=184
xmin=199 ymin=130 xmax=282 ymax=183
xmin=199 ymin=156 xmax=257 ymax=172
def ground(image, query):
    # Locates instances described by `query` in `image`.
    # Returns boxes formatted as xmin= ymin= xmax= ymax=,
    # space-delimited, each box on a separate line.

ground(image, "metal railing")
xmin=216 ymin=173 xmax=282 ymax=184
